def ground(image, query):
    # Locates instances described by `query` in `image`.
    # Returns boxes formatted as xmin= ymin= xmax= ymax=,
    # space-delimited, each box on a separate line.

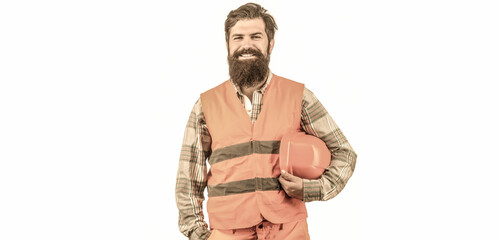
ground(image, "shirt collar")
xmin=230 ymin=71 xmax=273 ymax=96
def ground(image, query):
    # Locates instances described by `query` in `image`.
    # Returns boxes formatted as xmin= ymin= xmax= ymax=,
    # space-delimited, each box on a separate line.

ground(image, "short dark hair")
xmin=225 ymin=3 xmax=278 ymax=44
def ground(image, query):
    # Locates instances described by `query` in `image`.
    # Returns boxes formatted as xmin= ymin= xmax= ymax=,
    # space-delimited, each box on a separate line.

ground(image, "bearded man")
xmin=175 ymin=3 xmax=357 ymax=240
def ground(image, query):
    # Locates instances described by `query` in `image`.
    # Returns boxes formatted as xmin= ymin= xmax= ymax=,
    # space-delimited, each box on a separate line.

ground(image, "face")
xmin=228 ymin=18 xmax=274 ymax=58
xmin=227 ymin=18 xmax=275 ymax=88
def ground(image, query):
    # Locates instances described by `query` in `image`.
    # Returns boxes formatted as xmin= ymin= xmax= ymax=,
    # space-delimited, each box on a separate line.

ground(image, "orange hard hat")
xmin=279 ymin=132 xmax=331 ymax=179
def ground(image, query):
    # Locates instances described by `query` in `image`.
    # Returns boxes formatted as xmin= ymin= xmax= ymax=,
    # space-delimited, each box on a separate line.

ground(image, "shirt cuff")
xmin=189 ymin=226 xmax=212 ymax=240
xmin=303 ymin=178 xmax=322 ymax=202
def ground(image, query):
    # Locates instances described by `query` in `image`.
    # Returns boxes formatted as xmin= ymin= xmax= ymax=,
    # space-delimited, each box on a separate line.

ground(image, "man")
xmin=175 ymin=3 xmax=356 ymax=239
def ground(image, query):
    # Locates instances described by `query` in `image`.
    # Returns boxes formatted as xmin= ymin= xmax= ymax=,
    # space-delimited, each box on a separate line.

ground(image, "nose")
xmin=240 ymin=37 xmax=253 ymax=49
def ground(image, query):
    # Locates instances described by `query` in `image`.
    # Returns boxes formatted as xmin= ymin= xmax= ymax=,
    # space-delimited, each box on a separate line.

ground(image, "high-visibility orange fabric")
xmin=200 ymin=75 xmax=307 ymax=230
xmin=207 ymin=219 xmax=310 ymax=240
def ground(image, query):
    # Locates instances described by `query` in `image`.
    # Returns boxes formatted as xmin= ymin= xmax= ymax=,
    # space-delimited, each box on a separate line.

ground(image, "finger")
xmin=278 ymin=175 xmax=289 ymax=186
xmin=277 ymin=178 xmax=291 ymax=195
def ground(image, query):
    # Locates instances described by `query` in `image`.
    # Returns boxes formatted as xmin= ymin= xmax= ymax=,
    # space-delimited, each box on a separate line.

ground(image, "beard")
xmin=228 ymin=48 xmax=270 ymax=88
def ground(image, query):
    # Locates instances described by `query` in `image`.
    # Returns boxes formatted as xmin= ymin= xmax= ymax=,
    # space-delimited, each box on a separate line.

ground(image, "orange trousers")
xmin=207 ymin=219 xmax=310 ymax=240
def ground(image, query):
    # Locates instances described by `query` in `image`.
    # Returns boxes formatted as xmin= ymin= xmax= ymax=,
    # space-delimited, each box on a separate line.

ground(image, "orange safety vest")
xmin=200 ymin=74 xmax=308 ymax=230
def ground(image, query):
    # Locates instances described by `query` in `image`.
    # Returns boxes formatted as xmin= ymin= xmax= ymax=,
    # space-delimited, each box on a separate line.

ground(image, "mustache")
xmin=231 ymin=48 xmax=265 ymax=59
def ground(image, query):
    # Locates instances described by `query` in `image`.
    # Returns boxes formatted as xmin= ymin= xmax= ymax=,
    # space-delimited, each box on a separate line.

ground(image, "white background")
xmin=1 ymin=0 xmax=497 ymax=239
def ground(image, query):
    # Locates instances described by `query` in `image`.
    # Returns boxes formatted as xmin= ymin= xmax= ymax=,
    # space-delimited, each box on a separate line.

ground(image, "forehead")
xmin=230 ymin=18 xmax=266 ymax=36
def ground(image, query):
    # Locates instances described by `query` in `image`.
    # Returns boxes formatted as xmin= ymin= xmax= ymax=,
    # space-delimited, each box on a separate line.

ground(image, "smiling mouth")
xmin=238 ymin=53 xmax=256 ymax=60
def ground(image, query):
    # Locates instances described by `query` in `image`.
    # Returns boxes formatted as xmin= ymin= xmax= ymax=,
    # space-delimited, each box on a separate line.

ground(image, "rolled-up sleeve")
xmin=175 ymin=98 xmax=212 ymax=239
xmin=300 ymin=87 xmax=357 ymax=202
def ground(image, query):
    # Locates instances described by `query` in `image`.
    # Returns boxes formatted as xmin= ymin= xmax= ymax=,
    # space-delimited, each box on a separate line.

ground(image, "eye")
xmin=252 ymin=35 xmax=262 ymax=39
xmin=233 ymin=36 xmax=242 ymax=40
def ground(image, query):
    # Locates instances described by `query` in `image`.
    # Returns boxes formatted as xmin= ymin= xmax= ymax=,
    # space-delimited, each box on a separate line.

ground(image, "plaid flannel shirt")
xmin=175 ymin=73 xmax=357 ymax=239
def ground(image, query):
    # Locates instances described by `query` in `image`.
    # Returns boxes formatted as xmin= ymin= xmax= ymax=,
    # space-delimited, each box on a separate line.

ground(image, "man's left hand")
xmin=278 ymin=170 xmax=303 ymax=200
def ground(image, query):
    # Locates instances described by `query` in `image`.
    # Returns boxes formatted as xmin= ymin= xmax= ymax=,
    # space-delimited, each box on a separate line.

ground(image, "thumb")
xmin=280 ymin=170 xmax=296 ymax=181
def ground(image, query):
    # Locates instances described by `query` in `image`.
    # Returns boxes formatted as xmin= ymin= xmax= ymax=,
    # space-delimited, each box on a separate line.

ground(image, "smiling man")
xmin=175 ymin=3 xmax=357 ymax=240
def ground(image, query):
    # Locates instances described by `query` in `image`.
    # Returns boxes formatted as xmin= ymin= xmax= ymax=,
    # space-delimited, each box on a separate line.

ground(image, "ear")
xmin=268 ymin=39 xmax=275 ymax=55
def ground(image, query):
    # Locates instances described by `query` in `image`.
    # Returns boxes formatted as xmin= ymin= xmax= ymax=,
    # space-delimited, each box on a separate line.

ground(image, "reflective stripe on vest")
xmin=207 ymin=177 xmax=281 ymax=197
xmin=208 ymin=140 xmax=280 ymax=165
